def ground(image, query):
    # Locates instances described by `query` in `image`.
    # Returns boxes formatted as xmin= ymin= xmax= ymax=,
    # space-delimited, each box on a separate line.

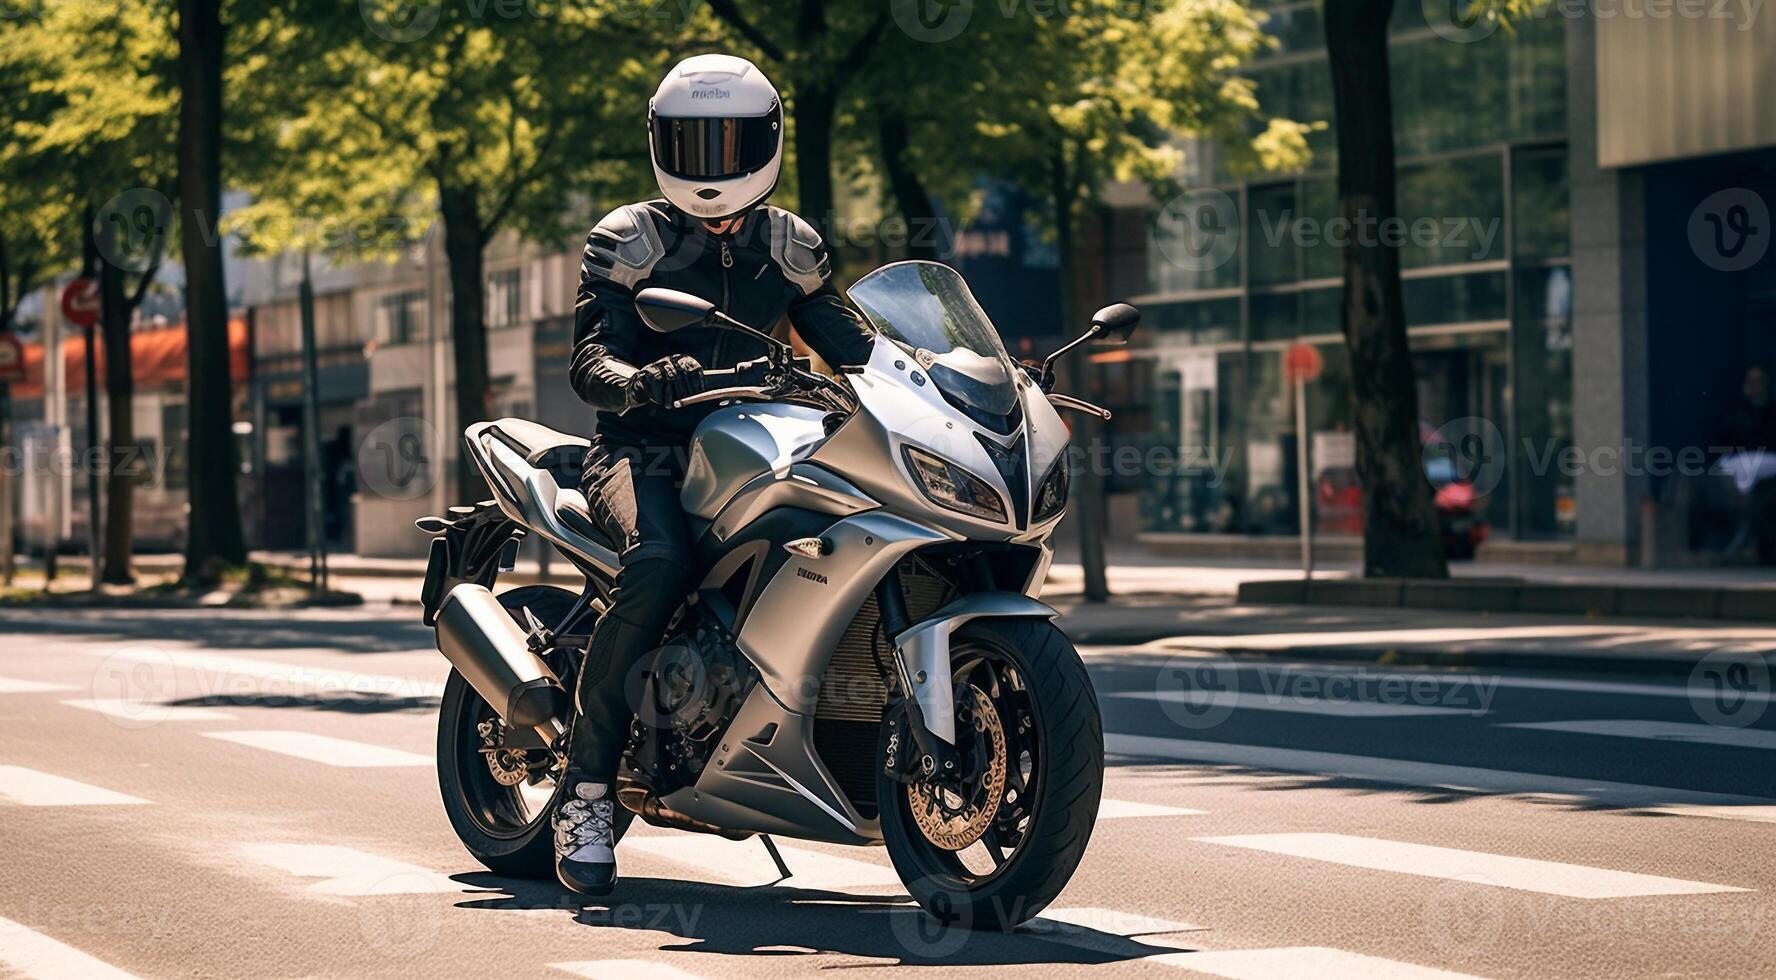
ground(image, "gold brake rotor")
xmin=907 ymin=684 xmax=1008 ymax=851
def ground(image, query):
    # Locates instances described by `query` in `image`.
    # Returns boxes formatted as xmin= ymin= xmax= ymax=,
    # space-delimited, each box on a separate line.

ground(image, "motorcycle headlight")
xmin=1033 ymin=451 xmax=1070 ymax=523
xmin=902 ymin=446 xmax=1008 ymax=523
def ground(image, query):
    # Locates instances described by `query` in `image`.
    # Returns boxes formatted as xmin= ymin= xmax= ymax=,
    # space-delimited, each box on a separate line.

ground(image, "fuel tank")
xmin=680 ymin=403 xmax=832 ymax=520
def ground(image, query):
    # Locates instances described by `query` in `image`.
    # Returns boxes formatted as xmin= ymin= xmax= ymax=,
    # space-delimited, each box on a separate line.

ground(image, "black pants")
xmin=567 ymin=442 xmax=695 ymax=780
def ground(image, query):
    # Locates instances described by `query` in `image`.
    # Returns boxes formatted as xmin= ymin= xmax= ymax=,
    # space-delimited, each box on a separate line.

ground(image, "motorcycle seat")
xmin=485 ymin=419 xmax=590 ymax=490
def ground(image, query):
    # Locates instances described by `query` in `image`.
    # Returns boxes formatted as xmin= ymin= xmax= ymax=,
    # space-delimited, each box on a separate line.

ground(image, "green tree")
xmin=283 ymin=4 xmax=657 ymax=501
xmin=860 ymin=1 xmax=1309 ymax=600
xmin=1 ymin=0 xmax=178 ymax=584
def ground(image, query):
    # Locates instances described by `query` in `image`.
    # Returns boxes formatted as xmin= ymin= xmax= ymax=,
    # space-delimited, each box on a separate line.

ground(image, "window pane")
xmin=1512 ymin=145 xmax=1570 ymax=260
xmin=1397 ymin=153 xmax=1506 ymax=269
xmin=1403 ymin=270 xmax=1508 ymax=326
xmin=1147 ymin=296 xmax=1242 ymax=345
xmin=1247 ymin=183 xmax=1299 ymax=286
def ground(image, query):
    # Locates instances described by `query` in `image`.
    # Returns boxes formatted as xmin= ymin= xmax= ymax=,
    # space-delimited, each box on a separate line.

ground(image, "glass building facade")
xmin=1134 ymin=4 xmax=1575 ymax=544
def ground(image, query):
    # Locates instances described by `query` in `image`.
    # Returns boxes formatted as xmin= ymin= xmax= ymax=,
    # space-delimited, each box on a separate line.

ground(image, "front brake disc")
xmin=907 ymin=684 xmax=1008 ymax=851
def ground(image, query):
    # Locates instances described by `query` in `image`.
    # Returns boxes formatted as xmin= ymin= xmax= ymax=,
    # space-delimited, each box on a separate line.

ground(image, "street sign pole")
xmin=299 ymin=253 xmax=327 ymax=595
xmin=1295 ymin=375 xmax=1312 ymax=579
xmin=0 ymin=379 xmax=12 ymax=586
xmin=1284 ymin=342 xmax=1323 ymax=581
xmin=61 ymin=279 xmax=101 ymax=590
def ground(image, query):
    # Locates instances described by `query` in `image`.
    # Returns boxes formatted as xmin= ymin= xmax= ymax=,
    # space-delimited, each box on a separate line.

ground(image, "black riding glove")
xmin=628 ymin=355 xmax=705 ymax=407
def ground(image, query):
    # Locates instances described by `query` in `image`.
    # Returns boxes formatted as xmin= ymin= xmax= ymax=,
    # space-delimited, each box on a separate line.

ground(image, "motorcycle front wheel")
xmin=435 ymin=584 xmax=631 ymax=879
xmin=877 ymin=618 xmax=1104 ymax=930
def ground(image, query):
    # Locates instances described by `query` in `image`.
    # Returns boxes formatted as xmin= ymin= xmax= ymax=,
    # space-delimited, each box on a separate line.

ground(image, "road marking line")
xmin=1646 ymin=804 xmax=1776 ymax=824
xmin=1149 ymin=946 xmax=1484 ymax=979
xmin=1229 ymin=664 xmax=1776 ymax=706
xmin=1105 ymin=732 xmax=1776 ymax=807
xmin=62 ymin=699 xmax=237 ymax=722
xmin=0 ymin=766 xmax=149 ymax=806
xmin=620 ymin=833 xmax=903 ymax=891
xmin=1195 ymin=833 xmax=1748 ymax=898
xmin=85 ymin=647 xmax=445 ymax=699
xmin=0 ymin=677 xmax=78 ymax=694
xmin=1111 ymin=690 xmax=1471 ymax=718
xmin=1499 ymin=719 xmax=1776 ymax=751
xmin=1097 ymin=798 xmax=1207 ymax=819
xmin=550 ymin=961 xmax=704 ymax=980
xmin=0 ymin=914 xmax=141 ymax=978
xmin=239 ymin=843 xmax=460 ymax=895
xmin=202 ymin=731 xmax=431 ymax=767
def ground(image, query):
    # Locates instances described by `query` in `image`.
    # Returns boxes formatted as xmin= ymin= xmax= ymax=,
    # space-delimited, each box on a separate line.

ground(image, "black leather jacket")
xmin=569 ymin=200 xmax=875 ymax=448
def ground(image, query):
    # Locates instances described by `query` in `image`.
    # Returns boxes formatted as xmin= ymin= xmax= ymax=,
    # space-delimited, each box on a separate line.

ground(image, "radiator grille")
xmin=814 ymin=561 xmax=952 ymax=723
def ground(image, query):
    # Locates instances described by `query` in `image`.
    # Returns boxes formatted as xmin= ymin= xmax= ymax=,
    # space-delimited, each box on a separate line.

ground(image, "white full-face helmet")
xmin=648 ymin=54 xmax=783 ymax=222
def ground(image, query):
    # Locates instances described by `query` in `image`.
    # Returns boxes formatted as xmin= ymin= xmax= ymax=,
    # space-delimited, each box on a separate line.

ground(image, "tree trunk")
xmin=878 ymin=111 xmax=940 ymax=261
xmin=438 ymin=181 xmax=490 ymax=505
xmin=793 ymin=82 xmax=838 ymax=243
xmin=99 ymin=260 xmax=135 ymax=585
xmin=1323 ymin=0 xmax=1448 ymax=579
xmin=1052 ymin=149 xmax=1110 ymax=603
xmin=178 ymin=0 xmax=247 ymax=582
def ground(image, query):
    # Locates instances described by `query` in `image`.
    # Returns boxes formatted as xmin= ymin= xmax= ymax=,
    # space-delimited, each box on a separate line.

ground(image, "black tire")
xmin=436 ymin=584 xmax=631 ymax=879
xmin=877 ymin=618 xmax=1104 ymax=930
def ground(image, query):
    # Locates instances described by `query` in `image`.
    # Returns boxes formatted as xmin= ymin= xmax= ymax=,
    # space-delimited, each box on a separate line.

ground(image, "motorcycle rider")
xmin=553 ymin=53 xmax=875 ymax=895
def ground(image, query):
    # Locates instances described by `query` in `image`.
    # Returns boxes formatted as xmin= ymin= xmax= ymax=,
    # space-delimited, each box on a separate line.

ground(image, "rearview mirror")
xmin=1090 ymin=303 xmax=1140 ymax=346
xmin=635 ymin=288 xmax=715 ymax=334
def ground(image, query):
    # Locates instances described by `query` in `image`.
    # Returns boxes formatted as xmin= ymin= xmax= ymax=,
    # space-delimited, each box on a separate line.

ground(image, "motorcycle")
xmin=417 ymin=260 xmax=1138 ymax=929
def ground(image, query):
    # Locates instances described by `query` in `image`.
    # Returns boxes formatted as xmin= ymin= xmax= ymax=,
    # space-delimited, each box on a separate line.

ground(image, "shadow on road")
xmin=450 ymin=872 xmax=1193 ymax=967
xmin=166 ymin=692 xmax=439 ymax=714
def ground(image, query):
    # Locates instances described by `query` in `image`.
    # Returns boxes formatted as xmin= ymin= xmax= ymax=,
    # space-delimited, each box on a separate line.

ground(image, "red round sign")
xmin=1283 ymin=342 xmax=1323 ymax=383
xmin=60 ymin=278 xmax=100 ymax=329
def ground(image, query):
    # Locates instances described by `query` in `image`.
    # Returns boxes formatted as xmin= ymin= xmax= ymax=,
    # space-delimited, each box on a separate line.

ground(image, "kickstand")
xmin=759 ymin=834 xmax=792 ymax=883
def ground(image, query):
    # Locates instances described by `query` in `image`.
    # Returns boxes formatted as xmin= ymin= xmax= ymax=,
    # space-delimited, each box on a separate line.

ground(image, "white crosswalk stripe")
xmin=0 ymin=766 xmax=149 ymax=806
xmin=202 ymin=731 xmax=432 ymax=767
xmin=83 ymin=646 xmax=445 ymax=699
xmin=1112 ymin=689 xmax=1473 ymax=718
xmin=238 ymin=843 xmax=461 ymax=895
xmin=1149 ymin=946 xmax=1485 ymax=979
xmin=551 ymin=961 xmax=706 ymax=980
xmin=1097 ymin=798 xmax=1206 ymax=818
xmin=1644 ymin=804 xmax=1776 ymax=824
xmin=0 ymin=914 xmax=141 ymax=979
xmin=0 ymin=677 xmax=79 ymax=694
xmin=1499 ymin=719 xmax=1776 ymax=751
xmin=1195 ymin=833 xmax=1749 ymax=898
xmin=1106 ymin=732 xmax=1775 ymax=807
xmin=620 ymin=833 xmax=903 ymax=891
xmin=62 ymin=699 xmax=237 ymax=722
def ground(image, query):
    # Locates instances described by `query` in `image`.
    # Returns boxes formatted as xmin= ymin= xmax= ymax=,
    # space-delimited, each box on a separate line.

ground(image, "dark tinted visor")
xmin=652 ymin=104 xmax=781 ymax=180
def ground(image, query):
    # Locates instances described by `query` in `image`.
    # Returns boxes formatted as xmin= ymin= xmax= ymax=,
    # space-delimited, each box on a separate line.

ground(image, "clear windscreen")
xmin=847 ymin=262 xmax=1020 ymax=415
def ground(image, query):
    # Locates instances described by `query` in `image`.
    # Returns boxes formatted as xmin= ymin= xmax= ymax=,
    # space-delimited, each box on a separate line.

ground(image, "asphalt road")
xmin=1 ymin=604 xmax=1773 ymax=979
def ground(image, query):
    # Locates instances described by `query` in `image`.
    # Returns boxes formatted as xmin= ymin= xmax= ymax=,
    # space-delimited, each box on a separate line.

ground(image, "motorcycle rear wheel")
xmin=436 ymin=584 xmax=631 ymax=879
xmin=877 ymin=618 xmax=1104 ymax=930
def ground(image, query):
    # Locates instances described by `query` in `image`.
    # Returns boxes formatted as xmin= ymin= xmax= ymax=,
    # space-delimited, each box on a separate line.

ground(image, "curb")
xmin=1238 ymin=578 xmax=1776 ymax=624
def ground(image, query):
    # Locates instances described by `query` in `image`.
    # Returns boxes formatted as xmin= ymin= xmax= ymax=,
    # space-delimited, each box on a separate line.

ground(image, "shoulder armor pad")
xmin=766 ymin=207 xmax=830 ymax=296
xmin=583 ymin=203 xmax=666 ymax=290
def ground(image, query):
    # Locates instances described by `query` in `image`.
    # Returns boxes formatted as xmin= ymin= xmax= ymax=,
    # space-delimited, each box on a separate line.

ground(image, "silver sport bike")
xmin=417 ymin=260 xmax=1139 ymax=929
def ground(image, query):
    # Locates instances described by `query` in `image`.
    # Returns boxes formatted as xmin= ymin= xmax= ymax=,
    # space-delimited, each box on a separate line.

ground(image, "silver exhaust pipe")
xmin=435 ymin=584 xmax=569 ymax=743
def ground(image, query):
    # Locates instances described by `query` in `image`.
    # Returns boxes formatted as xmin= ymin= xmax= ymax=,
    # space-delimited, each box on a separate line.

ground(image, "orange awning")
xmin=9 ymin=316 xmax=248 ymax=400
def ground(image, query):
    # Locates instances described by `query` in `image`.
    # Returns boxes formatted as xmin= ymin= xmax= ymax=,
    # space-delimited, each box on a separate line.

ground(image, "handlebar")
xmin=671 ymin=385 xmax=776 ymax=409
